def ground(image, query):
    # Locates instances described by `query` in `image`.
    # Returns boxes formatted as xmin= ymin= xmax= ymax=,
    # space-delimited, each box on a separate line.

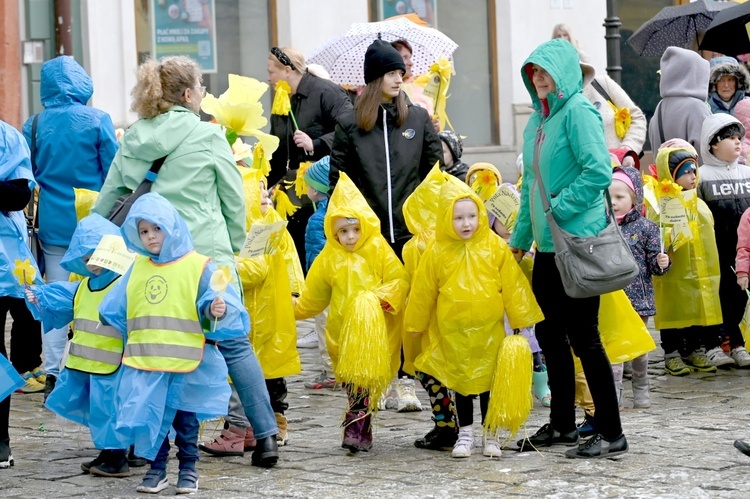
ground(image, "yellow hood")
xmin=655 ymin=146 xmax=700 ymax=185
xmin=402 ymin=162 xmax=447 ymax=236
xmin=325 ymin=172 xmax=381 ymax=252
xmin=436 ymin=175 xmax=490 ymax=243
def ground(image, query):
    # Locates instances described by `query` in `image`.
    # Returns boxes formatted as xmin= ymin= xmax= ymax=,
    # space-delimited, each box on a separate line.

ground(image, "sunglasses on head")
xmin=271 ymin=47 xmax=296 ymax=70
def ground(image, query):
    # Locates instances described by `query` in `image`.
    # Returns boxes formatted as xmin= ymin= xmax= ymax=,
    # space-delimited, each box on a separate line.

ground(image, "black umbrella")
xmin=627 ymin=0 xmax=737 ymax=57
xmin=700 ymin=1 xmax=750 ymax=56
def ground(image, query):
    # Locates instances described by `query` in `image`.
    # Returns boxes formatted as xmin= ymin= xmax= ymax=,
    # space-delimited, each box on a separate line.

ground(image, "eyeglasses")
xmin=271 ymin=47 xmax=296 ymax=71
xmin=197 ymin=85 xmax=206 ymax=98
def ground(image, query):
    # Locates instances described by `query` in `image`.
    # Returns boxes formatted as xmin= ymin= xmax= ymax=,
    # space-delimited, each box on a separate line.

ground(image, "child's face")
xmin=306 ymin=185 xmax=326 ymax=203
xmin=138 ymin=220 xmax=165 ymax=255
xmin=608 ymin=180 xmax=634 ymax=218
xmin=441 ymin=141 xmax=454 ymax=166
xmin=675 ymin=170 xmax=697 ymax=191
xmin=81 ymin=254 xmax=103 ymax=276
xmin=452 ymin=199 xmax=479 ymax=240
xmin=711 ymin=134 xmax=742 ymax=163
xmin=333 ymin=218 xmax=361 ymax=251
xmin=260 ymin=181 xmax=271 ymax=214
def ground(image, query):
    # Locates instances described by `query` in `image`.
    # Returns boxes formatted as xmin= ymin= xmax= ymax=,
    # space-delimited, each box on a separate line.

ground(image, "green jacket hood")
xmin=120 ymin=106 xmax=202 ymax=161
xmin=522 ymin=39 xmax=584 ymax=117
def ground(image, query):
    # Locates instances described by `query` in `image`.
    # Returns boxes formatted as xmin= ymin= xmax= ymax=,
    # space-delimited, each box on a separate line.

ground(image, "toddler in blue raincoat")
xmin=25 ymin=214 xmax=131 ymax=476
xmin=98 ymin=192 xmax=249 ymax=494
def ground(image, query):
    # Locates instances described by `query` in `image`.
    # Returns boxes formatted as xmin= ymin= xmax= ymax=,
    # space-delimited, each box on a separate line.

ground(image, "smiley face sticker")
xmin=145 ymin=275 xmax=168 ymax=304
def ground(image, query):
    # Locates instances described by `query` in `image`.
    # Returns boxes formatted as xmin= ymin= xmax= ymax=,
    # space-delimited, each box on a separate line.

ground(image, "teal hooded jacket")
xmin=509 ymin=39 xmax=612 ymax=254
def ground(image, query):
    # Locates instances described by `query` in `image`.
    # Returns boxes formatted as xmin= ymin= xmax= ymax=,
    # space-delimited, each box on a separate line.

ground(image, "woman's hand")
xmin=293 ymin=130 xmax=314 ymax=154
xmin=25 ymin=288 xmax=38 ymax=304
xmin=621 ymin=155 xmax=635 ymax=168
xmin=210 ymin=296 xmax=226 ymax=319
xmin=657 ymin=253 xmax=669 ymax=270
xmin=738 ymin=275 xmax=749 ymax=291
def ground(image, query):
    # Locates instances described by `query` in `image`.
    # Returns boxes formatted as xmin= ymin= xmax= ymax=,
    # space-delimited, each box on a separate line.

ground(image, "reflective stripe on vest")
xmin=65 ymin=276 xmax=123 ymax=375
xmin=123 ymin=251 xmax=209 ymax=373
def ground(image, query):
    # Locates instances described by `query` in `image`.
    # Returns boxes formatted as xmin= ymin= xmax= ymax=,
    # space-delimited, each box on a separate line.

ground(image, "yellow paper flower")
xmin=272 ymin=188 xmax=299 ymax=220
xmin=658 ymin=179 xmax=682 ymax=198
xmin=209 ymin=265 xmax=233 ymax=293
xmin=13 ymin=258 xmax=36 ymax=286
xmin=415 ymin=57 xmax=454 ymax=131
xmin=607 ymin=102 xmax=632 ymax=139
xmin=201 ymin=74 xmax=280 ymax=157
xmin=272 ymin=80 xmax=292 ymax=116
xmin=231 ymin=138 xmax=253 ymax=163
xmin=295 ymin=161 xmax=313 ymax=198
xmin=252 ymin=143 xmax=272 ymax=177
xmin=470 ymin=170 xmax=499 ymax=201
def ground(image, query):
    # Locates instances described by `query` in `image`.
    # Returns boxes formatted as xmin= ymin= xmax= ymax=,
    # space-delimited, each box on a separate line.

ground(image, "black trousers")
xmin=0 ymin=296 xmax=42 ymax=374
xmin=455 ymin=392 xmax=489 ymax=428
xmin=265 ymin=377 xmax=288 ymax=414
xmin=661 ymin=325 xmax=721 ymax=356
xmin=532 ymin=252 xmax=622 ymax=440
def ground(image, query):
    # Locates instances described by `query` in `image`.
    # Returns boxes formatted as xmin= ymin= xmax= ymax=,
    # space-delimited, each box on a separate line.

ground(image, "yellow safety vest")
xmin=66 ymin=276 xmax=123 ymax=375
xmin=122 ymin=251 xmax=209 ymax=373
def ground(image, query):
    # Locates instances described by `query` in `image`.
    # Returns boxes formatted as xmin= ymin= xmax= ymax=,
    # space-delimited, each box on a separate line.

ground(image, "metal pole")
xmin=54 ymin=0 xmax=73 ymax=56
xmin=604 ymin=0 xmax=622 ymax=85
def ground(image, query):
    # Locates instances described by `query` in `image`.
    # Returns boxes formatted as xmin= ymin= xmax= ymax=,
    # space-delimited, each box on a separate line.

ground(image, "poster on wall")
xmin=380 ymin=0 xmax=437 ymax=27
xmin=151 ymin=0 xmax=217 ymax=73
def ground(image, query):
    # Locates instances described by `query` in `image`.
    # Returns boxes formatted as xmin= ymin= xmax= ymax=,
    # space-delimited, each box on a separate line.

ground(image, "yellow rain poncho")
xmin=294 ymin=173 xmax=409 ymax=375
xmin=401 ymin=164 xmax=448 ymax=375
xmin=404 ymin=177 xmax=544 ymax=395
xmin=652 ymin=147 xmax=722 ymax=329
xmin=234 ymin=166 xmax=302 ymax=379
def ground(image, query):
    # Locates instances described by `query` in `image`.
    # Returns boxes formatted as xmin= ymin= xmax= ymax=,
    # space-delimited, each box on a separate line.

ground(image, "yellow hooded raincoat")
xmin=404 ymin=177 xmax=544 ymax=395
xmin=294 ymin=173 xmax=410 ymax=373
xmin=235 ymin=166 xmax=302 ymax=379
xmin=652 ymin=147 xmax=722 ymax=329
xmin=401 ymin=164 xmax=448 ymax=375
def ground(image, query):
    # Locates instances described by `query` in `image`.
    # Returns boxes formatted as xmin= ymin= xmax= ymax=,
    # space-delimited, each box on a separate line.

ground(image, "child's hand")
xmin=25 ymin=288 xmax=38 ymax=304
xmin=210 ymin=296 xmax=226 ymax=319
xmin=292 ymin=294 xmax=298 ymax=307
xmin=380 ymin=300 xmax=393 ymax=312
xmin=738 ymin=275 xmax=749 ymax=291
xmin=657 ymin=253 xmax=669 ymax=269
xmin=509 ymin=247 xmax=524 ymax=263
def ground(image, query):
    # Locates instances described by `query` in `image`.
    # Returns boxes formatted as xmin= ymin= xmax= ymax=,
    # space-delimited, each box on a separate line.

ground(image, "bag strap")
xmin=657 ymin=102 xmax=666 ymax=146
xmin=143 ymin=156 xmax=168 ymax=183
xmin=28 ymin=114 xmax=40 ymax=225
xmin=531 ymin=124 xmax=617 ymax=233
xmin=591 ymin=79 xmax=612 ymax=104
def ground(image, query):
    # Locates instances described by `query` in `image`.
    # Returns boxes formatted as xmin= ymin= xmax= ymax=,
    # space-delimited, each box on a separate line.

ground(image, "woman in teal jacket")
xmin=510 ymin=39 xmax=627 ymax=459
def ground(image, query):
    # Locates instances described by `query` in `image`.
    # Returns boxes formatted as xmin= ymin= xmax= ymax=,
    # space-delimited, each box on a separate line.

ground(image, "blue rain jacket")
xmin=22 ymin=56 xmax=118 ymax=247
xmin=0 ymin=120 xmax=42 ymax=299
xmin=99 ymin=192 xmax=248 ymax=460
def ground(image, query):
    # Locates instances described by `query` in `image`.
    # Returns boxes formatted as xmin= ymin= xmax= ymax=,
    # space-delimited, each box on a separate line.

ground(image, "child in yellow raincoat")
xmin=404 ymin=177 xmax=543 ymax=459
xmin=653 ymin=145 xmax=722 ymax=375
xmin=294 ymin=173 xmax=409 ymax=454
xmin=200 ymin=166 xmax=303 ymax=456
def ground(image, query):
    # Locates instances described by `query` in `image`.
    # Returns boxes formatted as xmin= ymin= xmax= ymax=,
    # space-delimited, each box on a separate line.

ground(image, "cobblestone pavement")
xmin=3 ymin=319 xmax=750 ymax=498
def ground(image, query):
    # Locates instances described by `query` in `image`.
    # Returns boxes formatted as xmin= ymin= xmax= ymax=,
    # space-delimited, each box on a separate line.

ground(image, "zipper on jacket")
xmin=382 ymin=106 xmax=395 ymax=243
xmin=530 ymin=124 xmax=544 ymax=240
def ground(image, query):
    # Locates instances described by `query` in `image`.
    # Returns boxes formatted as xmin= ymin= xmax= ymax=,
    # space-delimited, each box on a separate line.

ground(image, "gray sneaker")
xmin=730 ymin=347 xmax=750 ymax=368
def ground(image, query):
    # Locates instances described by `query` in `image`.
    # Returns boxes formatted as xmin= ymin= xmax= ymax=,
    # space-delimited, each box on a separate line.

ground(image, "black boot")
xmin=43 ymin=374 xmax=57 ymax=402
xmin=81 ymin=449 xmax=108 ymax=473
xmin=127 ymin=445 xmax=148 ymax=467
xmin=89 ymin=449 xmax=131 ymax=478
xmin=0 ymin=438 xmax=13 ymax=469
xmin=414 ymin=424 xmax=458 ymax=451
xmin=251 ymin=436 xmax=279 ymax=468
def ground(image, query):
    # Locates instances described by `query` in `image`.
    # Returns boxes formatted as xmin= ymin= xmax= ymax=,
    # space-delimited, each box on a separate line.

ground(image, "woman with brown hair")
xmin=93 ymin=55 xmax=279 ymax=471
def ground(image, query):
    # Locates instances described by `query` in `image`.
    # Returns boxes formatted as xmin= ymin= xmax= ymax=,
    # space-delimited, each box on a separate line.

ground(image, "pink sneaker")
xmin=244 ymin=426 xmax=256 ymax=451
xmin=199 ymin=425 xmax=246 ymax=456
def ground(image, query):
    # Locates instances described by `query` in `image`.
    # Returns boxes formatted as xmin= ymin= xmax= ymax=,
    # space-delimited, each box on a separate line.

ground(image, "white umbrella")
xmin=307 ymin=17 xmax=458 ymax=86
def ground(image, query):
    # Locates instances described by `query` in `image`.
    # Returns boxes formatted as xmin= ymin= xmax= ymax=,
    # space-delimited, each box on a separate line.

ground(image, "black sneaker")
xmin=414 ymin=425 xmax=458 ymax=451
xmin=734 ymin=439 xmax=750 ymax=457
xmin=0 ymin=439 xmax=13 ymax=469
xmin=565 ymin=433 xmax=628 ymax=459
xmin=516 ymin=423 xmax=579 ymax=452
xmin=136 ymin=468 xmax=169 ymax=493
xmin=89 ymin=450 xmax=132 ymax=478
xmin=43 ymin=374 xmax=57 ymax=402
xmin=576 ymin=413 xmax=596 ymax=439
xmin=175 ymin=468 xmax=199 ymax=494
xmin=81 ymin=449 xmax=108 ymax=473
xmin=127 ymin=445 xmax=148 ymax=467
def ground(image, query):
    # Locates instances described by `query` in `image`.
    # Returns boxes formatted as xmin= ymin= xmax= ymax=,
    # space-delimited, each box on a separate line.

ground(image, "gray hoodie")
xmin=648 ymin=47 xmax=711 ymax=160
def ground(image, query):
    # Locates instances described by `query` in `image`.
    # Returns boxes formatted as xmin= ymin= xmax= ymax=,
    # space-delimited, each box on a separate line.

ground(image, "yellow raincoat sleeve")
xmin=374 ymin=241 xmax=410 ymax=314
xmin=496 ymin=239 xmax=544 ymax=329
xmin=404 ymin=247 xmax=439 ymax=334
xmin=235 ymin=255 xmax=269 ymax=291
xmin=294 ymin=251 xmax=332 ymax=320
xmin=280 ymin=231 xmax=305 ymax=295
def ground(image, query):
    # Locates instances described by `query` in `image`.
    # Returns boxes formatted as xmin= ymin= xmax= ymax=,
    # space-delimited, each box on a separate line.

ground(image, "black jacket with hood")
xmin=329 ymin=95 xmax=443 ymax=248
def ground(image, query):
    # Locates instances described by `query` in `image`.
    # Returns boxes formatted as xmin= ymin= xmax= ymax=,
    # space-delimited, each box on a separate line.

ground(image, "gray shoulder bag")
xmin=531 ymin=125 xmax=639 ymax=298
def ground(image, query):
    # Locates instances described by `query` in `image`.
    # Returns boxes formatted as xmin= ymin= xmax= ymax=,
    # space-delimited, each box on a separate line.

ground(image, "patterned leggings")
xmin=416 ymin=371 xmax=456 ymax=429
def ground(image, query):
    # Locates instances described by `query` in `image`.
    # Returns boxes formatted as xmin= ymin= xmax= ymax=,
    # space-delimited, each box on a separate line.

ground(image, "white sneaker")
xmin=706 ymin=346 xmax=736 ymax=367
xmin=483 ymin=433 xmax=502 ymax=458
xmin=452 ymin=427 xmax=474 ymax=458
xmin=296 ymin=330 xmax=318 ymax=349
xmin=731 ymin=346 xmax=750 ymax=368
xmin=394 ymin=377 xmax=422 ymax=412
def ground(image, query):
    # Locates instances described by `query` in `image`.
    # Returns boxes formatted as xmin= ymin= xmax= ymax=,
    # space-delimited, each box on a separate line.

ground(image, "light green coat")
xmin=93 ymin=106 xmax=245 ymax=267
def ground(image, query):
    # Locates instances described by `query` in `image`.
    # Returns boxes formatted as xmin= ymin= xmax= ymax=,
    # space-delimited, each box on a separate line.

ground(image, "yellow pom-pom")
xmin=271 ymin=188 xmax=299 ymax=220
xmin=295 ymin=161 xmax=313 ymax=198
xmin=335 ymin=290 xmax=392 ymax=409
xmin=483 ymin=334 xmax=533 ymax=439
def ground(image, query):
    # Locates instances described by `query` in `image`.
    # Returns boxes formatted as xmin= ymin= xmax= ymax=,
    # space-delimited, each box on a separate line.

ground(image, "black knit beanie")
xmin=710 ymin=123 xmax=744 ymax=146
xmin=364 ymin=39 xmax=406 ymax=84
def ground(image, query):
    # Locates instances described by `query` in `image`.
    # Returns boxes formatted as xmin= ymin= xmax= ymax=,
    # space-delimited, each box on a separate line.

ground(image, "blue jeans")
xmin=41 ymin=244 xmax=70 ymax=377
xmin=152 ymin=411 xmax=199 ymax=471
xmin=217 ymin=335 xmax=277 ymax=439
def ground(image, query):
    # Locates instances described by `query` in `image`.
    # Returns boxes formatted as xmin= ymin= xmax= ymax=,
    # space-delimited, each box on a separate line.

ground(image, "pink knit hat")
xmin=612 ymin=169 xmax=635 ymax=194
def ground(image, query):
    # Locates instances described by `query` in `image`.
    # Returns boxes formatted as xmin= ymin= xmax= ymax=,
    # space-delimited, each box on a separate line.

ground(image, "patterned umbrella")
xmin=627 ymin=0 xmax=737 ymax=57
xmin=307 ymin=17 xmax=458 ymax=86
